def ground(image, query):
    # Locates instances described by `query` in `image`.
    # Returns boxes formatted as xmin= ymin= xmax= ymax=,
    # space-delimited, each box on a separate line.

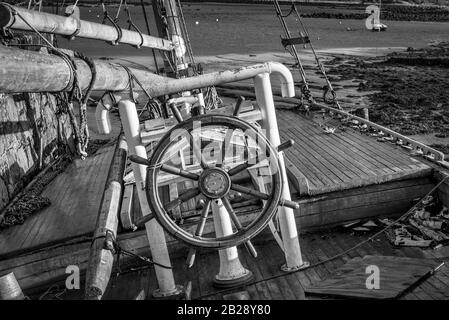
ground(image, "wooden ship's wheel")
xmin=135 ymin=112 xmax=297 ymax=251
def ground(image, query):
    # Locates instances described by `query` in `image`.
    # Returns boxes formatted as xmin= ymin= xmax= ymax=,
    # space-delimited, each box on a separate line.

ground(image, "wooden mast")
xmin=0 ymin=3 xmax=174 ymax=51
xmin=151 ymin=0 xmax=189 ymax=77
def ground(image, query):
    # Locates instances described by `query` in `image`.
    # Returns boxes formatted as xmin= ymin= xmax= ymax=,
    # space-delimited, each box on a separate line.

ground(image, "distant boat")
xmin=369 ymin=0 xmax=388 ymax=32
xmin=372 ymin=22 xmax=388 ymax=32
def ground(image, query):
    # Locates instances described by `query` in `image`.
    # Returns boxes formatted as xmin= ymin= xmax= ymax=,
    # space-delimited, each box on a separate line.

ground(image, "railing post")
xmin=95 ymin=94 xmax=121 ymax=135
xmin=118 ymin=99 xmax=183 ymax=297
xmin=253 ymin=73 xmax=308 ymax=271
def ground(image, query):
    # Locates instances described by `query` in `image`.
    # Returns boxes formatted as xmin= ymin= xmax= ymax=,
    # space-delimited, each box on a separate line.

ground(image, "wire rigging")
xmin=273 ymin=0 xmax=342 ymax=109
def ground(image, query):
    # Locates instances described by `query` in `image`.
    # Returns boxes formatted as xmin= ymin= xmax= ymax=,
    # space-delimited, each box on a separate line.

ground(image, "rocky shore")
xmin=328 ymin=42 xmax=449 ymax=154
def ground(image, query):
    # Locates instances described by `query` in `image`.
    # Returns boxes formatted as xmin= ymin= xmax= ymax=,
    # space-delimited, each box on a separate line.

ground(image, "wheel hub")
xmin=198 ymin=167 xmax=231 ymax=199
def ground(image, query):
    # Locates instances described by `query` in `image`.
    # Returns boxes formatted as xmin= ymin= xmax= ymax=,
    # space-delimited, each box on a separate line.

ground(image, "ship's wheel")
xmin=137 ymin=112 xmax=297 ymax=250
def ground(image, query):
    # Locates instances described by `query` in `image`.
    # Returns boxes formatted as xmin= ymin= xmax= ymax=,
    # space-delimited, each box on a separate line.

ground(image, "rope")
xmin=176 ymin=1 xmax=222 ymax=109
xmin=100 ymin=0 xmax=122 ymax=45
xmin=140 ymin=0 xmax=160 ymax=74
xmin=195 ymin=175 xmax=449 ymax=300
xmin=64 ymin=1 xmax=81 ymax=40
xmin=74 ymin=51 xmax=97 ymax=155
xmin=176 ymin=0 xmax=196 ymax=70
xmin=121 ymin=64 xmax=163 ymax=118
xmin=6 ymin=4 xmax=95 ymax=158
xmin=114 ymin=0 xmax=124 ymax=21
xmin=4 ymin=4 xmax=90 ymax=158
xmin=123 ymin=0 xmax=144 ymax=48
xmin=90 ymin=230 xmax=173 ymax=271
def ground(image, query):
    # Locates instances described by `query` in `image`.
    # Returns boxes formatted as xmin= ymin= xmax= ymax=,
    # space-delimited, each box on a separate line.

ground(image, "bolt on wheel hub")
xmin=198 ymin=167 xmax=231 ymax=199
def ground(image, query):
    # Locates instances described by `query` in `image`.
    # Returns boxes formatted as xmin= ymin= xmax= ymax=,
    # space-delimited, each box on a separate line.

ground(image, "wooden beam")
xmin=85 ymin=135 xmax=127 ymax=300
xmin=0 ymin=3 xmax=174 ymax=51
xmin=0 ymin=45 xmax=280 ymax=96
xmin=119 ymin=184 xmax=135 ymax=231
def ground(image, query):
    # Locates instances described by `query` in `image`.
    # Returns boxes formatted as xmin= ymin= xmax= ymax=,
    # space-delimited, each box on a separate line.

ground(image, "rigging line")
xmin=166 ymin=0 xmax=186 ymax=68
xmin=64 ymin=0 xmax=80 ymax=16
xmin=163 ymin=50 xmax=177 ymax=75
xmin=7 ymin=5 xmax=91 ymax=157
xmin=114 ymin=0 xmax=124 ymax=21
xmin=140 ymin=0 xmax=160 ymax=74
xmin=272 ymin=0 xmax=312 ymax=103
xmin=123 ymin=0 xmax=144 ymax=48
xmin=176 ymin=0 xmax=196 ymax=67
xmin=292 ymin=2 xmax=341 ymax=109
xmin=195 ymin=175 xmax=449 ymax=300
xmin=100 ymin=0 xmax=123 ymax=44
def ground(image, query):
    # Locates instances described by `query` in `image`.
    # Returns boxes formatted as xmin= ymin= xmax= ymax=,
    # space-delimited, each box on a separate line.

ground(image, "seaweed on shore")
xmin=329 ymin=42 xmax=449 ymax=137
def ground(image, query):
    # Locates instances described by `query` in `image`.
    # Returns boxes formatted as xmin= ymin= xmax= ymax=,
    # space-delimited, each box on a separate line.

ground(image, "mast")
xmin=152 ymin=0 xmax=189 ymax=77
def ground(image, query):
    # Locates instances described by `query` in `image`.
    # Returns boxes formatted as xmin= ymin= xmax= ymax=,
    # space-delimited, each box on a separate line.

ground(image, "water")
xmin=56 ymin=3 xmax=449 ymax=57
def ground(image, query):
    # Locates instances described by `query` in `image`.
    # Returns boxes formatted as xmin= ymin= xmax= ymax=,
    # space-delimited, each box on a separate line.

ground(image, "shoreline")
xmin=113 ymin=45 xmax=449 ymax=155
xmin=34 ymin=1 xmax=449 ymax=22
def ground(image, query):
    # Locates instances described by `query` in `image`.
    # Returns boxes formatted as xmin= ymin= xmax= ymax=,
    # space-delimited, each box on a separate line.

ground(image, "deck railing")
xmin=313 ymin=102 xmax=447 ymax=165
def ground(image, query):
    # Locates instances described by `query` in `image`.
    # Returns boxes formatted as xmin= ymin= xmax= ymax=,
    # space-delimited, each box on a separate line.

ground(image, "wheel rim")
xmin=146 ymin=114 xmax=283 ymax=249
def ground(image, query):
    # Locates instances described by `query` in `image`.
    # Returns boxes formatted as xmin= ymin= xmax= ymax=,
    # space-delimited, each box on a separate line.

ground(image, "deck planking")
xmin=277 ymin=109 xmax=433 ymax=196
xmin=0 ymin=107 xmax=441 ymax=293
xmin=0 ymin=145 xmax=115 ymax=258
xmin=194 ymin=231 xmax=449 ymax=300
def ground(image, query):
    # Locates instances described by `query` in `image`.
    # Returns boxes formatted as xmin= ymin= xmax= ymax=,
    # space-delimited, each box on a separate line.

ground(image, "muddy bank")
xmin=328 ymin=42 xmax=449 ymax=153
xmin=301 ymin=5 xmax=449 ymax=22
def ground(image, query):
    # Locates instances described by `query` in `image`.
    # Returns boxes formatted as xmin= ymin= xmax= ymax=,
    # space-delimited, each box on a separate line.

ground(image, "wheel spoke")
xmin=186 ymin=199 xmax=211 ymax=268
xmin=160 ymin=164 xmax=199 ymax=181
xmin=189 ymin=132 xmax=208 ymax=169
xmin=194 ymin=199 xmax=212 ymax=237
xmin=221 ymin=196 xmax=243 ymax=229
xmin=221 ymin=196 xmax=257 ymax=258
xmin=227 ymin=153 xmax=267 ymax=176
xmin=165 ymin=188 xmax=201 ymax=212
xmin=218 ymin=128 xmax=234 ymax=167
xmin=227 ymin=140 xmax=293 ymax=176
xmin=230 ymin=183 xmax=270 ymax=201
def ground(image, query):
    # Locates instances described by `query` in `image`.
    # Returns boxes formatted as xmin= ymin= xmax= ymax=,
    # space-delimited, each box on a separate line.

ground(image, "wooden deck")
xmin=61 ymin=227 xmax=449 ymax=300
xmin=0 ymin=107 xmax=440 ymax=293
xmin=278 ymin=109 xmax=433 ymax=196
xmin=0 ymin=144 xmax=115 ymax=259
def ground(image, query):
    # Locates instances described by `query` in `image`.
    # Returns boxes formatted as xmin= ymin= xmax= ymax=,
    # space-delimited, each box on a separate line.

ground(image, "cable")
xmin=292 ymin=2 xmax=342 ymax=109
xmin=176 ymin=0 xmax=196 ymax=70
xmin=272 ymin=0 xmax=313 ymax=104
xmin=195 ymin=176 xmax=449 ymax=300
xmin=140 ymin=0 xmax=160 ymax=74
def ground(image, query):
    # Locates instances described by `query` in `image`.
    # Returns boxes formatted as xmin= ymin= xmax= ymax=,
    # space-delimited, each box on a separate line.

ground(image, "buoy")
xmin=216 ymin=18 xmax=219 ymax=22
xmin=195 ymin=21 xmax=199 ymax=25
xmin=0 ymin=273 xmax=25 ymax=300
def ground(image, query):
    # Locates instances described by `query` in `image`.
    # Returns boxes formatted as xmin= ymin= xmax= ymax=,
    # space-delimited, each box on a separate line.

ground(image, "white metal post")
xmin=211 ymin=199 xmax=253 ymax=287
xmin=118 ymin=100 xmax=183 ymax=297
xmin=253 ymin=73 xmax=307 ymax=271
xmin=95 ymin=94 xmax=121 ymax=135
